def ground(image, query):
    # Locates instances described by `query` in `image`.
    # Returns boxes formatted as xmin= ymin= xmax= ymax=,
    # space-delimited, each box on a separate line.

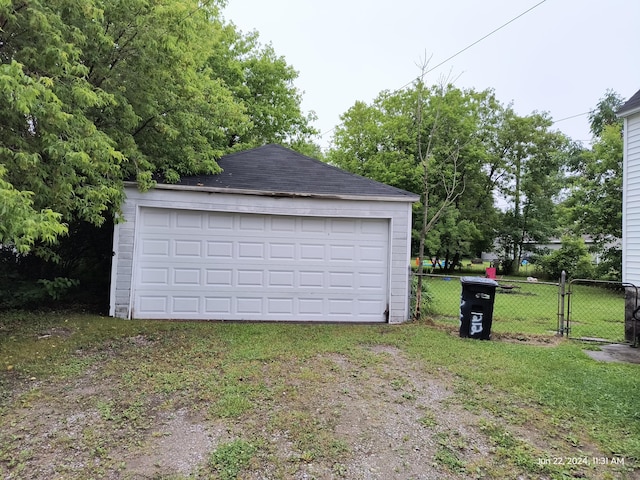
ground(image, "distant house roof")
xmin=618 ymin=88 xmax=640 ymax=117
xmin=148 ymin=144 xmax=419 ymax=202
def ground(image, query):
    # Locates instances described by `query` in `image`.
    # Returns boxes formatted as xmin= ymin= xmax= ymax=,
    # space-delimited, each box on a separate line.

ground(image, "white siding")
xmin=623 ymin=113 xmax=640 ymax=284
xmin=110 ymin=187 xmax=414 ymax=323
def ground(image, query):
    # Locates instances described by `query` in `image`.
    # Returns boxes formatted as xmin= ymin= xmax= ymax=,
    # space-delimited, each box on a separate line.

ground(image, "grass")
xmin=404 ymin=326 xmax=640 ymax=450
xmin=209 ymin=440 xmax=257 ymax=480
xmin=1 ymin=310 xmax=639 ymax=479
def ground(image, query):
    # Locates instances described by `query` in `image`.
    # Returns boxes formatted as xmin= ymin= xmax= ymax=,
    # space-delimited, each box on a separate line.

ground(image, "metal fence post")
xmin=558 ymin=270 xmax=566 ymax=336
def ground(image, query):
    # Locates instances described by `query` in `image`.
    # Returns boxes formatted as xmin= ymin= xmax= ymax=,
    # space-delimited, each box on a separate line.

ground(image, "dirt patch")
xmin=124 ymin=409 xmax=221 ymax=478
xmin=433 ymin=322 xmax=564 ymax=346
xmin=0 ymin=338 xmax=629 ymax=479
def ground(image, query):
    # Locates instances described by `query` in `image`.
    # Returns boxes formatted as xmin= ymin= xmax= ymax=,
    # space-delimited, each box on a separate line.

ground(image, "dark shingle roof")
xmin=618 ymin=88 xmax=640 ymax=117
xmin=159 ymin=144 xmax=419 ymax=202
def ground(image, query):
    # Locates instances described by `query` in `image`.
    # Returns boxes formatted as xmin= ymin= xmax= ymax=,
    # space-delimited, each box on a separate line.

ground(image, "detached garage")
xmin=109 ymin=144 xmax=419 ymax=323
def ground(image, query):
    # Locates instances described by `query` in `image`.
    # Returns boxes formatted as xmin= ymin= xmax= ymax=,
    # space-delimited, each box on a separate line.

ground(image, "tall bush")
xmin=537 ymin=236 xmax=595 ymax=280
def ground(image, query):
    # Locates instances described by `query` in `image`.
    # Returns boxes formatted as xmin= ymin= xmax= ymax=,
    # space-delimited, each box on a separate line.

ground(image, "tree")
xmin=0 ymin=0 xmax=316 ymax=252
xmin=0 ymin=0 xmax=319 ymax=307
xmin=563 ymin=90 xmax=625 ymax=280
xmin=327 ymin=82 xmax=497 ymax=265
xmin=564 ymin=124 xmax=623 ymax=279
xmin=208 ymin=25 xmax=318 ymax=149
xmin=327 ymin=93 xmax=422 ymax=194
xmin=487 ymin=109 xmax=570 ymax=274
xmin=588 ymin=89 xmax=625 ymax=139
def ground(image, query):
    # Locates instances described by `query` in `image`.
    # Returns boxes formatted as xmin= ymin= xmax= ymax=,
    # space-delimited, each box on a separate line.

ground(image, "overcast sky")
xmin=223 ymin=0 xmax=640 ymax=150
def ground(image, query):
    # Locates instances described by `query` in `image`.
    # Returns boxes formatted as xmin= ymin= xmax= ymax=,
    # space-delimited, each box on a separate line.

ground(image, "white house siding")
xmin=110 ymin=186 xmax=414 ymax=323
xmin=623 ymin=113 xmax=640 ymax=285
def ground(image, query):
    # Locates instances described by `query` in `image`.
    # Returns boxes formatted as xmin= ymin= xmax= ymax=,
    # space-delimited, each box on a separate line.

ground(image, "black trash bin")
xmin=459 ymin=276 xmax=498 ymax=340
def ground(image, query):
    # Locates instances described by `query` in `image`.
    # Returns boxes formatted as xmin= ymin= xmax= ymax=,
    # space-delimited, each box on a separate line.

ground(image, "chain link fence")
xmin=411 ymin=272 xmax=637 ymax=344
xmin=566 ymin=279 xmax=637 ymax=344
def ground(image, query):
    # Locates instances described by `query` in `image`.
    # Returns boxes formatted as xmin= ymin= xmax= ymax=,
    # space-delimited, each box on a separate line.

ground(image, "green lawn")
xmin=1 ymin=311 xmax=638 ymax=479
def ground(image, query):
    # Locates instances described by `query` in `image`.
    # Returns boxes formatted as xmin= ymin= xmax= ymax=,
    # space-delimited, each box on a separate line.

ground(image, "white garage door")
xmin=132 ymin=208 xmax=390 ymax=322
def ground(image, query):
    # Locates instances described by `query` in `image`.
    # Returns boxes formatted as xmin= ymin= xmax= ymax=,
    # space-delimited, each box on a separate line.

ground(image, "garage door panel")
xmin=268 ymin=270 xmax=295 ymax=287
xmin=328 ymin=272 xmax=354 ymax=288
xmin=298 ymin=298 xmax=323 ymax=315
xmin=299 ymin=271 xmax=324 ymax=288
xmin=205 ymin=297 xmax=232 ymax=314
xmin=140 ymin=267 xmax=169 ymax=285
xmin=270 ymin=216 xmax=296 ymax=231
xmin=134 ymin=208 xmax=389 ymax=321
xmin=174 ymin=240 xmax=202 ymax=257
xmin=176 ymin=211 xmax=203 ymax=228
xmin=141 ymin=239 xmax=170 ymax=256
xmin=238 ymin=242 xmax=264 ymax=258
xmin=172 ymin=296 xmax=200 ymax=313
xmin=268 ymin=243 xmax=296 ymax=260
xmin=359 ymin=300 xmax=385 ymax=314
xmin=328 ymin=299 xmax=354 ymax=315
xmin=207 ymin=213 xmax=234 ymax=230
xmin=237 ymin=269 xmax=264 ymax=286
xmin=239 ymin=215 xmax=266 ymax=231
xmin=138 ymin=296 xmax=168 ymax=313
xmin=330 ymin=245 xmax=355 ymax=261
xmin=206 ymin=269 xmax=233 ymax=286
xmin=299 ymin=244 xmax=325 ymax=260
xmin=207 ymin=241 xmax=233 ymax=258
xmin=301 ymin=218 xmax=325 ymax=232
xmin=173 ymin=268 xmax=201 ymax=285
xmin=360 ymin=245 xmax=386 ymax=263
xmin=359 ymin=272 xmax=386 ymax=289
xmin=143 ymin=210 xmax=171 ymax=228
xmin=236 ymin=297 xmax=263 ymax=314
xmin=330 ymin=218 xmax=356 ymax=233
xmin=267 ymin=298 xmax=294 ymax=314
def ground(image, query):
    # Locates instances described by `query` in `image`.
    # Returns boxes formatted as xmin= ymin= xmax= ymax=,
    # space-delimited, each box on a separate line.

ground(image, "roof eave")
xmin=124 ymin=181 xmax=420 ymax=203
xmin=618 ymin=105 xmax=640 ymax=118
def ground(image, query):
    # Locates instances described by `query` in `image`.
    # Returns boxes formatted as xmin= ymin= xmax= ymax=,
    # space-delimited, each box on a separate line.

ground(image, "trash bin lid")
xmin=460 ymin=276 xmax=499 ymax=287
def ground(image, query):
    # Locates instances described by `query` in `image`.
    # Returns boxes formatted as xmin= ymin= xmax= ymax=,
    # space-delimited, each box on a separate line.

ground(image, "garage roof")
xmin=152 ymin=144 xmax=419 ymax=202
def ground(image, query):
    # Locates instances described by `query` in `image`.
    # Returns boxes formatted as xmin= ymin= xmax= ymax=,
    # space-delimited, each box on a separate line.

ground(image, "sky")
xmin=222 ymin=0 xmax=640 ymax=151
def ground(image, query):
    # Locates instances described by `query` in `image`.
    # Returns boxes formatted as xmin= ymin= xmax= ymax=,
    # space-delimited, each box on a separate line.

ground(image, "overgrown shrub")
xmin=411 ymin=275 xmax=435 ymax=319
xmin=537 ymin=236 xmax=595 ymax=280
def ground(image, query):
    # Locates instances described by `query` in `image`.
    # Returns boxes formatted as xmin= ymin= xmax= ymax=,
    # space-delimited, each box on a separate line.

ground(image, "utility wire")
xmin=320 ymin=0 xmax=548 ymax=139
xmin=553 ymin=112 xmax=589 ymax=123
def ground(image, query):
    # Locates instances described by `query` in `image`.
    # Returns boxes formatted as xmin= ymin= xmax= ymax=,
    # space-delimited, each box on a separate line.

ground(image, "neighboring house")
xmin=617 ymin=88 xmax=640 ymax=344
xmin=618 ymin=88 xmax=640 ymax=286
xmin=481 ymin=236 xmax=615 ymax=265
xmin=109 ymin=144 xmax=419 ymax=324
xmin=523 ymin=236 xmax=618 ymax=264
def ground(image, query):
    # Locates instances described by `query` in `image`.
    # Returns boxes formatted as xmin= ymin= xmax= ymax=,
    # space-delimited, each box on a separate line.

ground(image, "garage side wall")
xmin=109 ymin=187 xmax=414 ymax=323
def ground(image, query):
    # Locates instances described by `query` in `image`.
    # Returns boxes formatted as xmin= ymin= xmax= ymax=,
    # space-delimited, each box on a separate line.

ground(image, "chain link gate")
xmin=562 ymin=277 xmax=640 ymax=346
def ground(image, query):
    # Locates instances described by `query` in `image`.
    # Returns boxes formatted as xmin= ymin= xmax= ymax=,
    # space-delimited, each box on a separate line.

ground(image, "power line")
xmin=320 ymin=0 xmax=548 ymax=139
xmin=553 ymin=112 xmax=589 ymax=123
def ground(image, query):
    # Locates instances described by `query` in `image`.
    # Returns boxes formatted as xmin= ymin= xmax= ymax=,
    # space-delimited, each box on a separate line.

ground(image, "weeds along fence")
xmin=411 ymin=273 xmax=636 ymax=343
